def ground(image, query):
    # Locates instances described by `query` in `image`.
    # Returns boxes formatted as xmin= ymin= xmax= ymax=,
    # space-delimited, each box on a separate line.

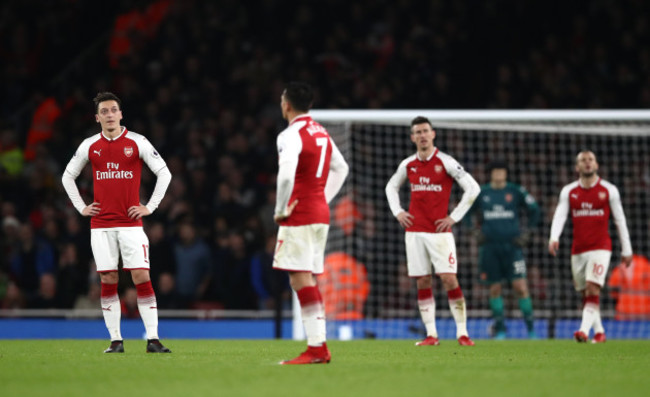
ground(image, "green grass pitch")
xmin=1 ymin=340 xmax=649 ymax=397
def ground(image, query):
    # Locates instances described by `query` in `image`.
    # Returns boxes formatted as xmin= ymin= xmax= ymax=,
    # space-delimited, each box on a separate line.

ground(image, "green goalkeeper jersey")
xmin=467 ymin=182 xmax=540 ymax=243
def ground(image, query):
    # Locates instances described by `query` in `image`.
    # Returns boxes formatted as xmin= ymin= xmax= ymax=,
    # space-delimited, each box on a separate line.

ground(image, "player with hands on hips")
xmin=386 ymin=116 xmax=480 ymax=347
xmin=62 ymin=92 xmax=172 ymax=354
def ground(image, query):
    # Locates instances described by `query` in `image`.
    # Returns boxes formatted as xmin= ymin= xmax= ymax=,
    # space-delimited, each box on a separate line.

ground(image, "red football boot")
xmin=458 ymin=335 xmax=475 ymax=346
xmin=280 ymin=343 xmax=331 ymax=365
xmin=574 ymin=331 xmax=588 ymax=343
xmin=415 ymin=336 xmax=440 ymax=346
xmin=592 ymin=332 xmax=606 ymax=344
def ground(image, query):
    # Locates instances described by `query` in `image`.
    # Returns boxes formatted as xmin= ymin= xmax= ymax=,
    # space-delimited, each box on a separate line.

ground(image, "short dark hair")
xmin=283 ymin=82 xmax=313 ymax=112
xmin=410 ymin=116 xmax=432 ymax=128
xmin=487 ymin=160 xmax=509 ymax=174
xmin=93 ymin=92 xmax=122 ymax=114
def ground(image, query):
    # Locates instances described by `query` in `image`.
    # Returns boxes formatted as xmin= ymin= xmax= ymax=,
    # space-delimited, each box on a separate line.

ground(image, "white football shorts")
xmin=273 ymin=224 xmax=329 ymax=274
xmin=91 ymin=227 xmax=150 ymax=272
xmin=571 ymin=249 xmax=612 ymax=290
xmin=405 ymin=232 xmax=458 ymax=277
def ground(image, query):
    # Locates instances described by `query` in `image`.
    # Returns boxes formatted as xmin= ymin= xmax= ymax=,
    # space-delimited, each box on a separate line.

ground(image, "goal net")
xmin=311 ymin=110 xmax=650 ymax=340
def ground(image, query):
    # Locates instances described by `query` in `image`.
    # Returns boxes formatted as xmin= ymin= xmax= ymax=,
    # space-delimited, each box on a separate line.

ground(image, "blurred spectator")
xmin=55 ymin=242 xmax=87 ymax=308
xmin=0 ymin=127 xmax=24 ymax=177
xmin=8 ymin=222 xmax=56 ymax=308
xmin=147 ymin=221 xmax=177 ymax=309
xmin=218 ymin=230 xmax=257 ymax=310
xmin=173 ymin=221 xmax=212 ymax=308
xmin=249 ymin=234 xmax=290 ymax=310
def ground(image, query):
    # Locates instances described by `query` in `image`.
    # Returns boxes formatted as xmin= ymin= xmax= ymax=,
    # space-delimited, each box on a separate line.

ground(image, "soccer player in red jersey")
xmin=62 ymin=92 xmax=172 ymax=353
xmin=386 ymin=116 xmax=480 ymax=346
xmin=273 ymin=82 xmax=349 ymax=364
xmin=549 ymin=150 xmax=633 ymax=343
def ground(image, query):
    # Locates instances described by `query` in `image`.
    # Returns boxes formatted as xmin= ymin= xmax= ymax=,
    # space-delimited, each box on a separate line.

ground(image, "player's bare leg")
xmin=488 ymin=283 xmax=506 ymax=340
xmin=281 ymin=272 xmax=330 ymax=365
xmin=441 ymin=274 xmax=474 ymax=346
xmin=513 ymin=279 xmax=536 ymax=338
xmin=415 ymin=276 xmax=439 ymax=346
xmin=131 ymin=269 xmax=170 ymax=353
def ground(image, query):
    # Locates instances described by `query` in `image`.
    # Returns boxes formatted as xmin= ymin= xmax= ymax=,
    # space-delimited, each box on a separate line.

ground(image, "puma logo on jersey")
xmin=94 ymin=149 xmax=102 ymax=157
xmin=410 ymin=167 xmax=417 ymax=173
xmin=102 ymin=305 xmax=112 ymax=311
xmin=571 ymin=194 xmax=578 ymax=199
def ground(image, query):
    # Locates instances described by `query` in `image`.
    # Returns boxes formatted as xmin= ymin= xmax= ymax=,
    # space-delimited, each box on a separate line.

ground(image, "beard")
xmin=581 ymin=170 xmax=596 ymax=178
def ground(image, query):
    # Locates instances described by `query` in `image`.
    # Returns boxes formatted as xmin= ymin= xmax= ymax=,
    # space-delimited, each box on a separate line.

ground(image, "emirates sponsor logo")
xmin=572 ymin=208 xmax=604 ymax=217
xmin=412 ymin=176 xmax=442 ymax=191
xmin=573 ymin=202 xmax=603 ymax=217
xmin=96 ymin=162 xmax=134 ymax=180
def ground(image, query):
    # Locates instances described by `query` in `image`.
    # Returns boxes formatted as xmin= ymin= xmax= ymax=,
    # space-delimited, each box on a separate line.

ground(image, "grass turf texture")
xmin=1 ymin=340 xmax=648 ymax=397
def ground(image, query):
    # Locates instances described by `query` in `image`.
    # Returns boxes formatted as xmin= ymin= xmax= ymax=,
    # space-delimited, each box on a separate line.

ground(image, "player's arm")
xmin=61 ymin=140 xmax=99 ymax=216
xmin=515 ymin=185 xmax=541 ymax=246
xmin=520 ymin=185 xmax=541 ymax=229
xmin=385 ymin=159 xmax=412 ymax=228
xmin=440 ymin=172 xmax=480 ymax=232
xmin=548 ymin=185 xmax=570 ymax=256
xmin=131 ymin=138 xmax=172 ymax=220
xmin=274 ymin=128 xmax=301 ymax=222
xmin=440 ymin=155 xmax=480 ymax=232
xmin=461 ymin=189 xmax=481 ymax=228
xmin=324 ymin=138 xmax=349 ymax=203
xmin=608 ymin=184 xmax=633 ymax=266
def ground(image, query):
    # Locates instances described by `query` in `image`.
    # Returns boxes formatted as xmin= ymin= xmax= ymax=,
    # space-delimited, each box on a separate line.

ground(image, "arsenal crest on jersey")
xmin=505 ymin=193 xmax=513 ymax=202
xmin=434 ymin=165 xmax=443 ymax=173
xmin=124 ymin=146 xmax=133 ymax=157
xmin=598 ymin=191 xmax=607 ymax=200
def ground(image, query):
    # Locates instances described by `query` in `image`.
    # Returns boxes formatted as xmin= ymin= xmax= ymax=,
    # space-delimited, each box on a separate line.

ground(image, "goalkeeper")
xmin=466 ymin=161 xmax=541 ymax=339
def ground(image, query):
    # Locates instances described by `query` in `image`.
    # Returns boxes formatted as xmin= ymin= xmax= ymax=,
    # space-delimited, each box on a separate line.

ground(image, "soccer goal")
xmin=311 ymin=109 xmax=650 ymax=340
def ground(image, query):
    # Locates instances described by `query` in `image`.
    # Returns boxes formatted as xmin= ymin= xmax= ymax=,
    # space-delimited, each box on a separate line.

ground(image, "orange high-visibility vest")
xmin=608 ymin=255 xmax=650 ymax=320
xmin=319 ymin=252 xmax=370 ymax=320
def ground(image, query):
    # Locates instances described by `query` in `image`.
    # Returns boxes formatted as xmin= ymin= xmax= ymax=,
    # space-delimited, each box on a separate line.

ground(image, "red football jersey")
xmin=276 ymin=115 xmax=333 ymax=226
xmin=550 ymin=178 xmax=631 ymax=255
xmin=387 ymin=149 xmax=468 ymax=233
xmin=64 ymin=128 xmax=167 ymax=229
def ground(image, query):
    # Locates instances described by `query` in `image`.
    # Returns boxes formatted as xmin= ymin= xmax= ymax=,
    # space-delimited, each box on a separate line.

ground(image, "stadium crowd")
xmin=1 ymin=0 xmax=649 ymax=313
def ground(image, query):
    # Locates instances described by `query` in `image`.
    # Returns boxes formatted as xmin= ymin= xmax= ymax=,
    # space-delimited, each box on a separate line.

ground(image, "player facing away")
xmin=273 ymin=82 xmax=349 ymax=364
xmin=386 ymin=116 xmax=480 ymax=346
xmin=62 ymin=92 xmax=172 ymax=353
xmin=549 ymin=150 xmax=633 ymax=343
xmin=465 ymin=161 xmax=541 ymax=339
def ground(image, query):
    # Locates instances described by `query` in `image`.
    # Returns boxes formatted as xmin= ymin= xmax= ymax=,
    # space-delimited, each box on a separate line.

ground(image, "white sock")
xmin=417 ymin=289 xmax=438 ymax=338
xmin=136 ymin=281 xmax=159 ymax=340
xmin=593 ymin=311 xmax=605 ymax=334
xmin=101 ymin=284 xmax=122 ymax=341
xmin=580 ymin=303 xmax=598 ymax=335
xmin=448 ymin=287 xmax=468 ymax=338
xmin=298 ymin=286 xmax=326 ymax=347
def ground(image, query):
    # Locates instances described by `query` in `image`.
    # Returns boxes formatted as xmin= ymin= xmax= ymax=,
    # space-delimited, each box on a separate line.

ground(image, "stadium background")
xmin=1 ymin=0 xmax=649 ymax=339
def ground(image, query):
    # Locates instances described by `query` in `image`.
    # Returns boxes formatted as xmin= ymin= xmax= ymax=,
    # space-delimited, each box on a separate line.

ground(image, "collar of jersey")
xmin=416 ymin=148 xmax=437 ymax=162
xmin=289 ymin=114 xmax=311 ymax=125
xmin=578 ymin=176 xmax=600 ymax=189
xmin=101 ymin=126 xmax=127 ymax=141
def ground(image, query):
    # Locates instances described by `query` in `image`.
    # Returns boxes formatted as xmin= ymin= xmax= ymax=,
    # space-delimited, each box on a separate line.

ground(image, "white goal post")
xmin=303 ymin=109 xmax=650 ymax=340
